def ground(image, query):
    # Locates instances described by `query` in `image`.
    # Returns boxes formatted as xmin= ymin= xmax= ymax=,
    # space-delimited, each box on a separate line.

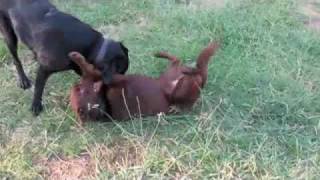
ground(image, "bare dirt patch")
xmin=197 ymin=0 xmax=225 ymax=9
xmin=300 ymin=1 xmax=320 ymax=31
xmin=38 ymin=153 xmax=96 ymax=180
xmin=176 ymin=0 xmax=225 ymax=8
xmin=37 ymin=138 xmax=145 ymax=179
xmin=92 ymin=138 xmax=145 ymax=173
xmin=98 ymin=16 xmax=150 ymax=40
xmin=98 ymin=24 xmax=125 ymax=40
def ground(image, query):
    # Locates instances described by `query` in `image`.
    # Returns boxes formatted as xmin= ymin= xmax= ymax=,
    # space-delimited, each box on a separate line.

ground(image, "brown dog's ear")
xmin=69 ymin=51 xmax=102 ymax=79
xmin=154 ymin=52 xmax=181 ymax=65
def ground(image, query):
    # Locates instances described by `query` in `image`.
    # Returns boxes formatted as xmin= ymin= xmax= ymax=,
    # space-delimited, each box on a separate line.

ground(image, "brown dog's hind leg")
xmin=154 ymin=52 xmax=181 ymax=65
xmin=0 ymin=13 xmax=31 ymax=89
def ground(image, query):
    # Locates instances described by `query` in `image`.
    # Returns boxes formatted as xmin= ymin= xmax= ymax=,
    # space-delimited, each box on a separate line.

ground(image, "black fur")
xmin=0 ymin=0 xmax=129 ymax=115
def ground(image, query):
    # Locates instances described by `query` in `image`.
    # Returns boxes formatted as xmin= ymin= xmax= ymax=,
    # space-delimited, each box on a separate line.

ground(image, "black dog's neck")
xmin=95 ymin=38 xmax=109 ymax=61
xmin=88 ymin=36 xmax=110 ymax=64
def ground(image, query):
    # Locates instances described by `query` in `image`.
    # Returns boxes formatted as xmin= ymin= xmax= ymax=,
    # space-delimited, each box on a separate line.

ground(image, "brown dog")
xmin=69 ymin=52 xmax=170 ymax=122
xmin=69 ymin=42 xmax=219 ymax=122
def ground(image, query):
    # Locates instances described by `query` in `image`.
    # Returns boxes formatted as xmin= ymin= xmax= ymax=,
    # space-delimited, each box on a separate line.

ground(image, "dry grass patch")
xmin=0 ymin=123 xmax=10 ymax=147
xmin=290 ymin=159 xmax=319 ymax=179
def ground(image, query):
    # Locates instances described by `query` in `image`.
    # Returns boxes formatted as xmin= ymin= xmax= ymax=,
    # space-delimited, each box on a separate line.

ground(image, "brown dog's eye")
xmin=78 ymin=108 xmax=84 ymax=115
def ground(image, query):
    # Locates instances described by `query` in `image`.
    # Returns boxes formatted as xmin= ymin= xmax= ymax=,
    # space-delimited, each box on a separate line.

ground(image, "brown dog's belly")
xmin=171 ymin=75 xmax=202 ymax=109
xmin=107 ymin=76 xmax=170 ymax=120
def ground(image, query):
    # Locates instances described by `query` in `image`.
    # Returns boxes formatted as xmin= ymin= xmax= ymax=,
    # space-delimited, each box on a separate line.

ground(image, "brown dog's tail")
xmin=69 ymin=52 xmax=101 ymax=79
xmin=195 ymin=42 xmax=220 ymax=86
xmin=154 ymin=52 xmax=181 ymax=65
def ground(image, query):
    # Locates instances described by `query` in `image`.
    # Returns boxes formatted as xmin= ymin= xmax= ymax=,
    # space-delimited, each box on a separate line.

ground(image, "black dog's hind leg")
xmin=0 ymin=13 xmax=31 ymax=89
xmin=31 ymin=66 xmax=52 ymax=116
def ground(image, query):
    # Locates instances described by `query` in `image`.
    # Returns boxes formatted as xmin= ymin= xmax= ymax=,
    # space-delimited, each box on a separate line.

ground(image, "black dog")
xmin=0 ymin=0 xmax=129 ymax=115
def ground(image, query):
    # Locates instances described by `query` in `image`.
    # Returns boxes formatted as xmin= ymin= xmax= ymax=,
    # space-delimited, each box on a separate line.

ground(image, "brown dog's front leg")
xmin=31 ymin=66 xmax=52 ymax=116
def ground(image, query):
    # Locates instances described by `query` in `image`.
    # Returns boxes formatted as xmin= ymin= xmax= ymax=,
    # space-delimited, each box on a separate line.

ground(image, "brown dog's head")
xmin=155 ymin=42 xmax=219 ymax=108
xmin=69 ymin=52 xmax=107 ymax=122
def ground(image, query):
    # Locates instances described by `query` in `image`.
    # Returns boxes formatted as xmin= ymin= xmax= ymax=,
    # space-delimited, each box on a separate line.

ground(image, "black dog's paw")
xmin=18 ymin=77 xmax=32 ymax=90
xmin=31 ymin=102 xmax=43 ymax=116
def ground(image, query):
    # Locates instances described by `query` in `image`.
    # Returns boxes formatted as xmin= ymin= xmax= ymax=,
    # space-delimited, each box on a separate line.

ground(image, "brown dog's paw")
xmin=69 ymin=52 xmax=82 ymax=59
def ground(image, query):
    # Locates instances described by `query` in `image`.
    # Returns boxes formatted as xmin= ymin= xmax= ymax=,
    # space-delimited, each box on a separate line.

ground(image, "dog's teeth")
xmin=87 ymin=103 xmax=91 ymax=111
xmin=172 ymin=79 xmax=179 ymax=86
xmin=87 ymin=103 xmax=100 ymax=111
xmin=92 ymin=104 xmax=100 ymax=109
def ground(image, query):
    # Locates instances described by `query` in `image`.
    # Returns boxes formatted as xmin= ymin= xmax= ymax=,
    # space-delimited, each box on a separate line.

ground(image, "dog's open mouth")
xmin=87 ymin=103 xmax=100 ymax=111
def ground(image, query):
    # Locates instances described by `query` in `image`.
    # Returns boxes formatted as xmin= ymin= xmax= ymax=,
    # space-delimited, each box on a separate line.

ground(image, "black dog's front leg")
xmin=31 ymin=66 xmax=52 ymax=116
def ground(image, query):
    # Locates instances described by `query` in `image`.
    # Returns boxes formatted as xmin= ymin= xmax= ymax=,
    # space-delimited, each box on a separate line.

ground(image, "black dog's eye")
xmin=114 ymin=57 xmax=129 ymax=74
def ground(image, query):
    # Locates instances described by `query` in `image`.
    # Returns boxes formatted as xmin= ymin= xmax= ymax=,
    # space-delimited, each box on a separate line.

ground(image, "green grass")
xmin=1 ymin=0 xmax=320 ymax=179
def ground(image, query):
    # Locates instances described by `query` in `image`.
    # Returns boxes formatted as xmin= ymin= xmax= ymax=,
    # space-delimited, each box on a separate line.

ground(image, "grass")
xmin=1 ymin=0 xmax=320 ymax=179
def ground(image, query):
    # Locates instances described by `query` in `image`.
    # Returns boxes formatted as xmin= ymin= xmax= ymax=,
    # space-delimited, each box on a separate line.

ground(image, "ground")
xmin=0 ymin=0 xmax=320 ymax=179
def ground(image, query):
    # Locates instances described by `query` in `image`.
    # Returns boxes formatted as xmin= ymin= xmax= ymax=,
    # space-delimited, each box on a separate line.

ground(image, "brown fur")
xmin=69 ymin=42 xmax=219 ymax=122
xmin=155 ymin=42 xmax=219 ymax=108
xmin=69 ymin=52 xmax=107 ymax=123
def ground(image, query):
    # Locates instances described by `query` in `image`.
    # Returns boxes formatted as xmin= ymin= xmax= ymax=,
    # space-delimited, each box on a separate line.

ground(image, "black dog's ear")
xmin=116 ymin=42 xmax=129 ymax=75
xmin=119 ymin=42 xmax=129 ymax=56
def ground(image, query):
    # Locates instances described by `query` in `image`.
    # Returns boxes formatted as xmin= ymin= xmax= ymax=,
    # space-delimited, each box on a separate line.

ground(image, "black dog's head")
xmin=94 ymin=39 xmax=129 ymax=84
